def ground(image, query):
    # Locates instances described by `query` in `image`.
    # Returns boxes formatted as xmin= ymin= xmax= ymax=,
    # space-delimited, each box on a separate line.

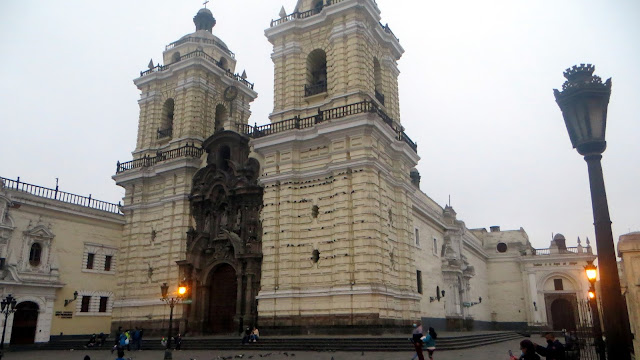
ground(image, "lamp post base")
xmin=164 ymin=349 xmax=172 ymax=359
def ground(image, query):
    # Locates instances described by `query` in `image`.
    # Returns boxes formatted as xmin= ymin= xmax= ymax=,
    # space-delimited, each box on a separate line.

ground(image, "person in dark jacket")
xmin=511 ymin=339 xmax=541 ymax=360
xmin=535 ymin=333 xmax=566 ymax=360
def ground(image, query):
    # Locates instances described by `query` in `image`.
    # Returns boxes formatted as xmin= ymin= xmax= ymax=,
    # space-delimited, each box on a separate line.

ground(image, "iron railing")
xmin=237 ymin=100 xmax=417 ymax=153
xmin=157 ymin=127 xmax=173 ymax=139
xmin=375 ymin=89 xmax=385 ymax=105
xmin=304 ymin=82 xmax=327 ymax=97
xmin=269 ymin=0 xmax=399 ymax=42
xmin=0 ymin=176 xmax=122 ymax=214
xmin=165 ymin=37 xmax=236 ymax=59
xmin=116 ymin=143 xmax=203 ymax=174
xmin=139 ymin=50 xmax=254 ymax=90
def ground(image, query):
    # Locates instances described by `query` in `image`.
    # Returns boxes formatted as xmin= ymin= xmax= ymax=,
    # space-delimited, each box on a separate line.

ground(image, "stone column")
xmin=618 ymin=232 xmax=640 ymax=354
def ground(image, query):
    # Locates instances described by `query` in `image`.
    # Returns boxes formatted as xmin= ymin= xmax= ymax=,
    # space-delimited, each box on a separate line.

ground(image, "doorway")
xmin=550 ymin=298 xmax=576 ymax=331
xmin=209 ymin=264 xmax=238 ymax=333
xmin=10 ymin=301 xmax=38 ymax=344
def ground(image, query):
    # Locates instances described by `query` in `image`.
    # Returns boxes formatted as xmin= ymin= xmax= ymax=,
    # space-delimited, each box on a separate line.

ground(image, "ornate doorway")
xmin=10 ymin=301 xmax=38 ymax=344
xmin=209 ymin=264 xmax=238 ymax=333
xmin=550 ymin=298 xmax=576 ymax=331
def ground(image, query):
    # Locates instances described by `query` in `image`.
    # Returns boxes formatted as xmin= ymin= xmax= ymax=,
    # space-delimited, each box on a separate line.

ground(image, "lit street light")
xmin=584 ymin=261 xmax=605 ymax=360
xmin=160 ymin=283 xmax=187 ymax=360
xmin=554 ymin=64 xmax=633 ymax=360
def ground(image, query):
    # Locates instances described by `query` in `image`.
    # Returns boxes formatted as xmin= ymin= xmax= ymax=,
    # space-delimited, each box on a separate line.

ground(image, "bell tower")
xmin=112 ymin=7 xmax=257 ymax=334
xmin=250 ymin=0 xmax=421 ymax=333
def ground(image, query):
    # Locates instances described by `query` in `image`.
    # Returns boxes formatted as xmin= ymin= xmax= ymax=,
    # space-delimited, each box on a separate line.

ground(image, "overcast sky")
xmin=1 ymin=0 xmax=638 ymax=250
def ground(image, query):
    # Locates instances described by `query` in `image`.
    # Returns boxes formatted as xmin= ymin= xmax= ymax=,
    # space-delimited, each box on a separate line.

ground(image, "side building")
xmin=0 ymin=177 xmax=123 ymax=344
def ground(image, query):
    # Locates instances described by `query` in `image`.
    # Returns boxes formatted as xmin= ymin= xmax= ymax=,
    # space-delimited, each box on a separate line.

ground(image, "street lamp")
xmin=554 ymin=64 xmax=633 ymax=360
xmin=160 ymin=283 xmax=187 ymax=360
xmin=584 ymin=261 xmax=605 ymax=360
xmin=0 ymin=294 xmax=17 ymax=360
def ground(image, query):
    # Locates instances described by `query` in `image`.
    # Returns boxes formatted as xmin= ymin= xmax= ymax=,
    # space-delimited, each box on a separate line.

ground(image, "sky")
xmin=0 ymin=0 xmax=638 ymax=250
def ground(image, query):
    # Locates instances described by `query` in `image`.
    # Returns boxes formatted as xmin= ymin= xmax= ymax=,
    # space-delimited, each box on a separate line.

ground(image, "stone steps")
xmin=17 ymin=331 xmax=523 ymax=352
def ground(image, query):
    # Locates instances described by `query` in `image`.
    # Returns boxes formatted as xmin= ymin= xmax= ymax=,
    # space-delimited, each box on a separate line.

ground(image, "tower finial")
xmin=203 ymin=0 xmax=209 ymax=9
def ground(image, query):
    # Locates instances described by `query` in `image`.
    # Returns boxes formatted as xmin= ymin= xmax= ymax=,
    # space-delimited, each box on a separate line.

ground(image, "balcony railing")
xmin=0 ymin=176 xmax=122 ymax=214
xmin=270 ymin=0 xmax=345 ymax=27
xmin=165 ymin=37 xmax=235 ymax=59
xmin=304 ymin=82 xmax=327 ymax=97
xmin=139 ymin=50 xmax=254 ymax=90
xmin=534 ymin=247 xmax=582 ymax=256
xmin=116 ymin=143 xmax=203 ymax=174
xmin=237 ymin=100 xmax=417 ymax=153
xmin=375 ymin=89 xmax=385 ymax=105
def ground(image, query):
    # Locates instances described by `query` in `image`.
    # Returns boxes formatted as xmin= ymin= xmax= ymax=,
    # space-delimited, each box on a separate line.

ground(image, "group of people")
xmin=511 ymin=332 xmax=566 ymax=360
xmin=111 ymin=326 xmax=144 ymax=355
xmin=410 ymin=322 xmax=438 ymax=360
xmin=242 ymin=326 xmax=260 ymax=344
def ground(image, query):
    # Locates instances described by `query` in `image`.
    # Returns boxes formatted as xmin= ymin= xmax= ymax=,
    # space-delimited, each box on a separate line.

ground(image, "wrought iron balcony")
xmin=0 ymin=176 xmax=122 ymax=214
xmin=157 ymin=127 xmax=173 ymax=139
xmin=165 ymin=37 xmax=235 ymax=59
xmin=237 ymin=100 xmax=417 ymax=153
xmin=139 ymin=50 xmax=254 ymax=90
xmin=116 ymin=143 xmax=203 ymax=174
xmin=304 ymin=82 xmax=327 ymax=97
xmin=375 ymin=89 xmax=385 ymax=105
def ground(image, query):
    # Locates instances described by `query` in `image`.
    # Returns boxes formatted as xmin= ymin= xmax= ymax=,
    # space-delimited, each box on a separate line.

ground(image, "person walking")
xmin=132 ymin=327 xmax=141 ymax=350
xmin=174 ymin=333 xmax=182 ymax=350
xmin=534 ymin=333 xmax=566 ymax=360
xmin=112 ymin=326 xmax=122 ymax=353
xmin=511 ymin=339 xmax=541 ymax=360
xmin=411 ymin=322 xmax=425 ymax=360
xmin=421 ymin=327 xmax=438 ymax=360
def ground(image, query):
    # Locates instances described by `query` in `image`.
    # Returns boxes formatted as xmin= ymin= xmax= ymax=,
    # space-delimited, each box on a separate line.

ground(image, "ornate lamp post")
xmin=554 ymin=64 xmax=633 ymax=359
xmin=0 ymin=294 xmax=17 ymax=360
xmin=160 ymin=283 xmax=186 ymax=360
xmin=584 ymin=261 xmax=606 ymax=360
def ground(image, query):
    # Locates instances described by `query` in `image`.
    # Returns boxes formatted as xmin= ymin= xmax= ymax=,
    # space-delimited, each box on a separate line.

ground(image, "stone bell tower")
xmin=112 ymin=7 xmax=257 ymax=333
xmin=248 ymin=0 xmax=421 ymax=333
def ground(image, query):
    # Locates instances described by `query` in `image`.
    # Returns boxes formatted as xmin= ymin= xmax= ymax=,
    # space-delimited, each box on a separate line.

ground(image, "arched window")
xmin=29 ymin=243 xmax=42 ymax=266
xmin=305 ymin=49 xmax=327 ymax=96
xmin=214 ymin=104 xmax=228 ymax=133
xmin=314 ymin=1 xmax=324 ymax=13
xmin=219 ymin=58 xmax=229 ymax=72
xmin=218 ymin=145 xmax=231 ymax=171
xmin=171 ymin=52 xmax=181 ymax=63
xmin=373 ymin=57 xmax=384 ymax=105
xmin=159 ymin=99 xmax=174 ymax=139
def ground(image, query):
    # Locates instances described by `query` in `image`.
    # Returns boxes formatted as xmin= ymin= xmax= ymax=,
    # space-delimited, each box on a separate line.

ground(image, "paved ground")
xmin=3 ymin=337 xmax=526 ymax=360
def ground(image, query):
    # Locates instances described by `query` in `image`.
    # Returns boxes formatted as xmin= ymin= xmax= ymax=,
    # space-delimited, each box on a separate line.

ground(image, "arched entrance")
xmin=10 ymin=302 xmax=38 ymax=344
xmin=209 ymin=263 xmax=237 ymax=333
xmin=550 ymin=298 xmax=576 ymax=331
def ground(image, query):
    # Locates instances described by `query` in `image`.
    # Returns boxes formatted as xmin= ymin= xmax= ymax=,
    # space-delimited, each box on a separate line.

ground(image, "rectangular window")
xmin=415 ymin=228 xmax=420 ymax=246
xmin=417 ymin=270 xmax=423 ymax=294
xmin=99 ymin=297 xmax=108 ymax=313
xmin=86 ymin=253 xmax=95 ymax=270
xmin=433 ymin=238 xmax=438 ymax=256
xmin=80 ymin=296 xmax=91 ymax=312
xmin=104 ymin=255 xmax=112 ymax=272
xmin=554 ymin=279 xmax=564 ymax=291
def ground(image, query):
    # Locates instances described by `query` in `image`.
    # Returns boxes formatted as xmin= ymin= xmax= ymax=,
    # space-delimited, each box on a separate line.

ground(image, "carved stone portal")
xmin=181 ymin=131 xmax=263 ymax=334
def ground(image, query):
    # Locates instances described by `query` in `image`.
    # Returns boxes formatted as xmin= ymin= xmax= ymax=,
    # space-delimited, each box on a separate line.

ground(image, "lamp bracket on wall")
xmin=64 ymin=291 xmax=78 ymax=307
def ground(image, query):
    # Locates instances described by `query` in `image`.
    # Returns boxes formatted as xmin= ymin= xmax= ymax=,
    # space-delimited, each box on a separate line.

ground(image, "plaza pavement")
xmin=4 ymin=337 xmax=525 ymax=360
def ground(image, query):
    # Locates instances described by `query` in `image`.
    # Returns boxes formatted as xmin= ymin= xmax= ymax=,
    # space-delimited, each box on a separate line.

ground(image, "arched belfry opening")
xmin=373 ymin=57 xmax=384 ymax=105
xmin=159 ymin=99 xmax=175 ymax=139
xmin=214 ymin=104 xmax=228 ymax=133
xmin=314 ymin=1 xmax=324 ymax=13
xmin=182 ymin=131 xmax=263 ymax=335
xmin=171 ymin=52 xmax=181 ymax=63
xmin=219 ymin=58 xmax=229 ymax=72
xmin=305 ymin=49 xmax=327 ymax=96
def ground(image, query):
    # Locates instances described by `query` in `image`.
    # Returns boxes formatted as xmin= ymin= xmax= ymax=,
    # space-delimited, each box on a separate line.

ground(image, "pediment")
xmin=24 ymin=225 xmax=55 ymax=239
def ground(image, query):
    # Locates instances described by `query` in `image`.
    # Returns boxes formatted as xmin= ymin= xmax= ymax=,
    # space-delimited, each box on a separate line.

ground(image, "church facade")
xmin=109 ymin=0 xmax=598 ymax=335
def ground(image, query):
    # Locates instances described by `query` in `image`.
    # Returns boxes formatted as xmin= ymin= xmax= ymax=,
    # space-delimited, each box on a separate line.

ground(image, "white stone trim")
xmin=75 ymin=290 xmax=114 ymax=316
